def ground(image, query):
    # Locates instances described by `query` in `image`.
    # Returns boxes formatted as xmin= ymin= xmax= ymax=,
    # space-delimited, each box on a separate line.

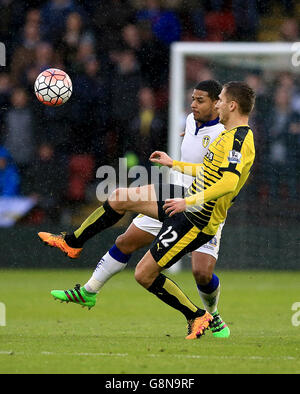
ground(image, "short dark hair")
xmin=194 ymin=80 xmax=222 ymax=101
xmin=223 ymin=81 xmax=256 ymax=115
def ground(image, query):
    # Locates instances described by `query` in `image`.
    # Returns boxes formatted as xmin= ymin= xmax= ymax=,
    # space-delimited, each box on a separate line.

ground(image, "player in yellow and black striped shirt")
xmin=145 ymin=81 xmax=255 ymax=337
xmin=172 ymin=122 xmax=255 ymax=236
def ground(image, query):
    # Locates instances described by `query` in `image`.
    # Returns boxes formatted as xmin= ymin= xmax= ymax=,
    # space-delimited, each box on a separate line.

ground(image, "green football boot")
xmin=210 ymin=311 xmax=230 ymax=338
xmin=51 ymin=284 xmax=96 ymax=310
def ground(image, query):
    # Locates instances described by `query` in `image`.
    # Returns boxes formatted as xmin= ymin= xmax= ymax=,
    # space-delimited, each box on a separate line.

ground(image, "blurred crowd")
xmin=0 ymin=0 xmax=299 ymax=224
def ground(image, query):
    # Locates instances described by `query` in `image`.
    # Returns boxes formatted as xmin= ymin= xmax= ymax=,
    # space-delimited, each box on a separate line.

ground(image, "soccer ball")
xmin=34 ymin=68 xmax=72 ymax=106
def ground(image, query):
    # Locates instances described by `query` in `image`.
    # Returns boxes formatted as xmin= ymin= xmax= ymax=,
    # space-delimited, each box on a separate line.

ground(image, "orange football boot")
xmin=38 ymin=232 xmax=82 ymax=259
xmin=186 ymin=311 xmax=213 ymax=339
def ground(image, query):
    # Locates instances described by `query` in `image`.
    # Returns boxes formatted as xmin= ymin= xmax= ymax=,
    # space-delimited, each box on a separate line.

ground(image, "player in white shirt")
xmin=42 ymin=80 xmax=230 ymax=338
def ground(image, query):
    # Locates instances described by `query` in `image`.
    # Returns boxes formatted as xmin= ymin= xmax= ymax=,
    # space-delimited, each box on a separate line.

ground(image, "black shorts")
xmin=150 ymin=185 xmax=213 ymax=269
xmin=153 ymin=182 xmax=186 ymax=222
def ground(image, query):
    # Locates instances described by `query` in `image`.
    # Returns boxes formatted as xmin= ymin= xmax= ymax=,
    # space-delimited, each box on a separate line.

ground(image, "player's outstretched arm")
xmin=150 ymin=151 xmax=203 ymax=177
xmin=172 ymin=160 xmax=203 ymax=176
xmin=162 ymin=172 xmax=238 ymax=217
xmin=161 ymin=171 xmax=239 ymax=217
xmin=149 ymin=151 xmax=173 ymax=167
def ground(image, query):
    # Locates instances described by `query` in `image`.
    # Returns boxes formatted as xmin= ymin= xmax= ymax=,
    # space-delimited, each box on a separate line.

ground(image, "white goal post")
xmin=168 ymin=42 xmax=298 ymax=159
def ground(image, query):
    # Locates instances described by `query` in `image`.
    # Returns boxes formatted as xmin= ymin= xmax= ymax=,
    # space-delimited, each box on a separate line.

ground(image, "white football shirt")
xmin=170 ymin=113 xmax=225 ymax=188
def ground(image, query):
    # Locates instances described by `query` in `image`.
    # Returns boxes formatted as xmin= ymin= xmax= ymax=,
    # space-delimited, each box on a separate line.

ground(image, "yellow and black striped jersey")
xmin=184 ymin=125 xmax=255 ymax=235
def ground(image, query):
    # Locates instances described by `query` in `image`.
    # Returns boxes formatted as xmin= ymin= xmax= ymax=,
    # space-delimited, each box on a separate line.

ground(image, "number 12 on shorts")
xmin=159 ymin=226 xmax=178 ymax=248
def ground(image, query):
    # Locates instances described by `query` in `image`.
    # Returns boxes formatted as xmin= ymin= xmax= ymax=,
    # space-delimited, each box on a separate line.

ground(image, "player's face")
xmin=190 ymin=89 xmax=216 ymax=123
xmin=215 ymin=88 xmax=231 ymax=124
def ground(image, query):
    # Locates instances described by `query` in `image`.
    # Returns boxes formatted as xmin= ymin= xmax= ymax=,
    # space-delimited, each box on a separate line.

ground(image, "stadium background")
xmin=0 ymin=0 xmax=299 ymax=269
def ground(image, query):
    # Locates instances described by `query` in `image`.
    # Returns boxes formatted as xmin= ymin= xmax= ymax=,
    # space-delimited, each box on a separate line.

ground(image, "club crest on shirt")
xmin=228 ymin=150 xmax=242 ymax=164
xmin=202 ymin=135 xmax=210 ymax=148
xmin=209 ymin=236 xmax=218 ymax=246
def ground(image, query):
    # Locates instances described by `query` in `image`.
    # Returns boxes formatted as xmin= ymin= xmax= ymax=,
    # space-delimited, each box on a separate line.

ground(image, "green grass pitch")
xmin=0 ymin=269 xmax=300 ymax=374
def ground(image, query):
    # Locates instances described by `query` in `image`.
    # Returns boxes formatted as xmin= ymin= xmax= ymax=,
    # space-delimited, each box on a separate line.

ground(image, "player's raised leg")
xmin=38 ymin=185 xmax=159 ymax=258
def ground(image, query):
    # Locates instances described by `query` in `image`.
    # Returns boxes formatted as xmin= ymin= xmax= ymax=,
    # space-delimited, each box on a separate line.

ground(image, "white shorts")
xmin=132 ymin=214 xmax=224 ymax=260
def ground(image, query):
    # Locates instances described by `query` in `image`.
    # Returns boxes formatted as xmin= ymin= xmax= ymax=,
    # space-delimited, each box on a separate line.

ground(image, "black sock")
xmin=65 ymin=200 xmax=124 ymax=248
xmin=147 ymin=273 xmax=205 ymax=321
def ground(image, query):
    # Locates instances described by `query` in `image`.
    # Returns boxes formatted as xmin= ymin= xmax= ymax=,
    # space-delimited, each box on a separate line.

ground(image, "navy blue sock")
xmin=197 ymin=274 xmax=220 ymax=294
xmin=108 ymin=244 xmax=132 ymax=264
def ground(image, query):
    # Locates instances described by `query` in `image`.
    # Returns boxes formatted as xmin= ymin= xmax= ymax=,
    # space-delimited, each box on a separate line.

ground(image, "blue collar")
xmin=195 ymin=117 xmax=219 ymax=135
